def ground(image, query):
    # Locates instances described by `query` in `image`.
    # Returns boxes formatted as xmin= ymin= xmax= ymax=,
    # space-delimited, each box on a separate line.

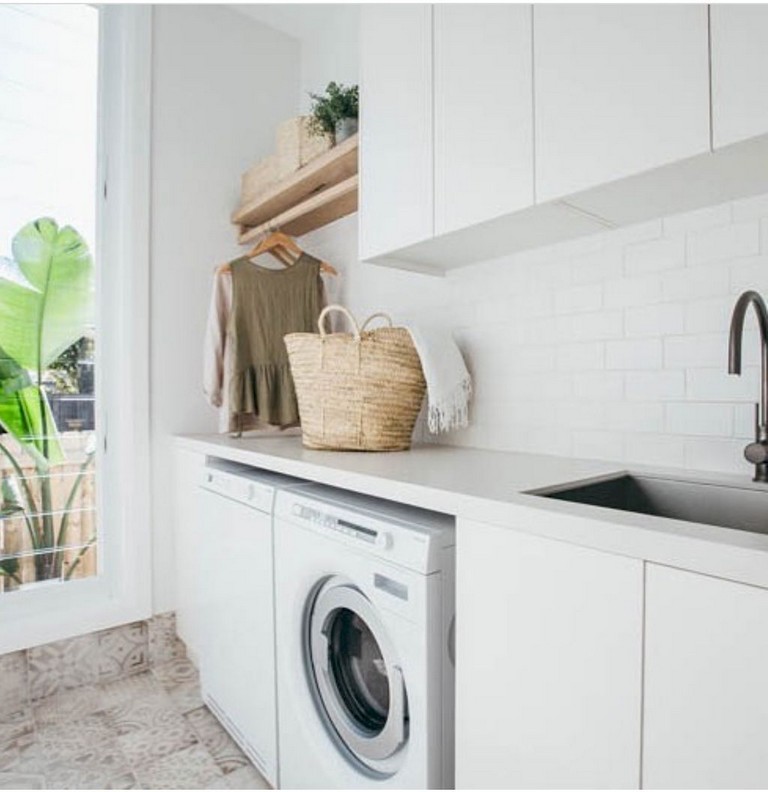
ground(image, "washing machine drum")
xmin=307 ymin=578 xmax=409 ymax=776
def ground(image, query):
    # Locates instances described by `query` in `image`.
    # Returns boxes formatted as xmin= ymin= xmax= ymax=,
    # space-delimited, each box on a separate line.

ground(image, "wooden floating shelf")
xmin=238 ymin=175 xmax=358 ymax=244
xmin=232 ymin=134 xmax=359 ymax=240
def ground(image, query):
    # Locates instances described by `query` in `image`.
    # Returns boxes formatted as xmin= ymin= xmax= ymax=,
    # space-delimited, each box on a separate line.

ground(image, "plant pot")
xmin=334 ymin=117 xmax=358 ymax=144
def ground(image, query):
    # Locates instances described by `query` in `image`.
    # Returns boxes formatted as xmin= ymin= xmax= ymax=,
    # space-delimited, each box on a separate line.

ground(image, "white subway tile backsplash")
xmin=665 ymin=402 xmax=733 ymax=437
xmin=604 ymin=274 xmax=663 ymax=308
xmin=732 ymin=193 xmax=768 ymax=222
xmin=734 ymin=402 xmax=758 ymax=439
xmin=554 ymin=283 xmax=603 ymax=315
xmin=320 ymin=193 xmax=768 ymax=478
xmin=606 ymin=338 xmax=663 ymax=370
xmin=605 ymin=403 xmax=664 ymax=433
xmin=570 ymin=246 xmax=623 ymax=284
xmin=625 ymin=371 xmax=685 ymax=401
xmin=686 ymin=221 xmax=760 ymax=267
xmin=556 ymin=342 xmax=605 ymax=371
xmin=572 ymin=371 xmax=624 ymax=401
xmin=684 ymin=297 xmax=735 ymax=334
xmin=664 ymin=334 xmax=725 ymax=369
xmin=570 ymin=311 xmax=624 ymax=341
xmin=625 ymin=303 xmax=685 ymax=337
xmin=662 ymin=262 xmax=730 ymax=301
xmin=730 ymin=255 xmax=768 ymax=294
xmin=624 ymin=236 xmax=685 ymax=276
xmin=684 ymin=437 xmax=745 ymax=474
xmin=686 ymin=367 xmax=760 ymax=402
xmin=628 ymin=434 xmax=686 ymax=468
xmin=572 ymin=430 xmax=625 ymax=462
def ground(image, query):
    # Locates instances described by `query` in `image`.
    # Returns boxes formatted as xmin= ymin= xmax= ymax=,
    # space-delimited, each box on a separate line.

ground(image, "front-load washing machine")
xmin=273 ymin=484 xmax=455 ymax=789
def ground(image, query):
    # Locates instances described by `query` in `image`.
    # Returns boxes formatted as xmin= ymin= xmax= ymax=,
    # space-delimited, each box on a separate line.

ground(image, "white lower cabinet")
xmin=644 ymin=563 xmax=768 ymax=789
xmin=456 ymin=518 xmax=644 ymax=789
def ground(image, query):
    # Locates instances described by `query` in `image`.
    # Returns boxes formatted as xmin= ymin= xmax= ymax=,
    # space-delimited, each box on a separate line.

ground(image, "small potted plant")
xmin=307 ymin=82 xmax=359 ymax=145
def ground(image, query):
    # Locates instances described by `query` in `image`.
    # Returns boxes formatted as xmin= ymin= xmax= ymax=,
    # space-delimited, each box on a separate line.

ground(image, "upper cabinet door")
xmin=711 ymin=5 xmax=768 ymax=149
xmin=359 ymin=5 xmax=433 ymax=260
xmin=534 ymin=5 xmax=710 ymax=203
xmin=434 ymin=5 xmax=534 ymax=236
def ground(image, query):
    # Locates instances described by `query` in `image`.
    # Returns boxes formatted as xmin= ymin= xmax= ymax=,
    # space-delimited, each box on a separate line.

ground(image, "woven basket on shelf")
xmin=284 ymin=305 xmax=426 ymax=451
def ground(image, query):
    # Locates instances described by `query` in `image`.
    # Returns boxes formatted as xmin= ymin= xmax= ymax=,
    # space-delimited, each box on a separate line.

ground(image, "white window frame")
xmin=0 ymin=5 xmax=153 ymax=653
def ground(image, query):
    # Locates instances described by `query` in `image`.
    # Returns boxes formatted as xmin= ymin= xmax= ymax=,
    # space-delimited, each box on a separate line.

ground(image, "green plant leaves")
xmin=308 ymin=82 xmax=359 ymax=138
xmin=0 ymin=219 xmax=94 ymax=466
xmin=6 ymin=218 xmax=94 ymax=370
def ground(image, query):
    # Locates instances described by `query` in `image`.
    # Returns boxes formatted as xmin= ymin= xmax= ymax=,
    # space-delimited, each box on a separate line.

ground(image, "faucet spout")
xmin=728 ymin=290 xmax=768 ymax=482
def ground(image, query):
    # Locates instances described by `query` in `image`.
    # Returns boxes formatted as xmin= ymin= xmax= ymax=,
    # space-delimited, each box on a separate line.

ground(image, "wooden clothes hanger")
xmin=247 ymin=229 xmax=338 ymax=275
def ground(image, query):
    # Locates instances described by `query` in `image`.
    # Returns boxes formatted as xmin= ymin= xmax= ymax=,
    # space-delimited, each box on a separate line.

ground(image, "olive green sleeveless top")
xmin=229 ymin=253 xmax=323 ymax=429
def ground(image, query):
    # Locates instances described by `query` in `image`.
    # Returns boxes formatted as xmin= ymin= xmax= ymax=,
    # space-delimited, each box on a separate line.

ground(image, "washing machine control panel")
xmin=292 ymin=504 xmax=387 ymax=547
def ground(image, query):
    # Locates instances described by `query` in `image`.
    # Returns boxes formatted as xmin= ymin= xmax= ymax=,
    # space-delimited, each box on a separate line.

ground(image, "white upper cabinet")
xmin=456 ymin=518 xmax=643 ymax=789
xmin=644 ymin=564 xmax=768 ymax=789
xmin=359 ymin=5 xmax=433 ymax=260
xmin=434 ymin=5 xmax=533 ymax=236
xmin=533 ymin=5 xmax=711 ymax=203
xmin=711 ymin=5 xmax=768 ymax=149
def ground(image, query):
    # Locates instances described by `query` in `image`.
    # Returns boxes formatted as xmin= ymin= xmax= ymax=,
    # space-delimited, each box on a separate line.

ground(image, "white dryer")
xmin=273 ymin=484 xmax=455 ymax=789
xmin=197 ymin=459 xmax=306 ymax=786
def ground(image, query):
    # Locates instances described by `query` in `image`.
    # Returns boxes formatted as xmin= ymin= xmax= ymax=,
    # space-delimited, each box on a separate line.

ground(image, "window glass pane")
xmin=0 ymin=4 xmax=99 ymax=593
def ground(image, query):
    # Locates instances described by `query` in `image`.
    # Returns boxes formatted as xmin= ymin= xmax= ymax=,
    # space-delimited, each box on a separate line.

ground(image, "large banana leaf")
xmin=3 ymin=219 xmax=94 ymax=370
xmin=0 ymin=219 xmax=93 ymax=465
xmin=0 ymin=347 xmax=62 ymax=467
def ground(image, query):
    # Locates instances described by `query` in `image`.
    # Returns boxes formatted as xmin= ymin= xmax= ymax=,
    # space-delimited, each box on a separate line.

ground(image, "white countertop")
xmin=176 ymin=433 xmax=768 ymax=589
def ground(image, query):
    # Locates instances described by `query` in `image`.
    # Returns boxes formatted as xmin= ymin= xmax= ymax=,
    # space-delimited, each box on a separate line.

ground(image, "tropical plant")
xmin=307 ymin=82 xmax=359 ymax=139
xmin=0 ymin=218 xmax=95 ymax=587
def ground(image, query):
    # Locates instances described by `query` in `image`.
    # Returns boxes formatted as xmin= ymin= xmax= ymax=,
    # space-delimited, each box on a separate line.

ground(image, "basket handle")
xmin=318 ymin=304 xmax=361 ymax=340
xmin=360 ymin=312 xmax=394 ymax=332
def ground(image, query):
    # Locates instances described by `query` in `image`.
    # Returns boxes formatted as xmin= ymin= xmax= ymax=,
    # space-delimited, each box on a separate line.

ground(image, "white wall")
xmin=297 ymin=6 xmax=359 ymax=112
xmin=302 ymin=194 xmax=768 ymax=478
xmin=230 ymin=4 xmax=360 ymax=112
xmin=150 ymin=5 xmax=300 ymax=612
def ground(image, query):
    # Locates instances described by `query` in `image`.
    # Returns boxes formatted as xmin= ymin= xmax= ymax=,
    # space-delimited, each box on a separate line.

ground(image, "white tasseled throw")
xmin=407 ymin=325 xmax=472 ymax=434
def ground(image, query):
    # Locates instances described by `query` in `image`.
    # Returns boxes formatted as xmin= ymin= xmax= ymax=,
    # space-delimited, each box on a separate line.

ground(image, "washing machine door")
xmin=308 ymin=578 xmax=408 ymax=774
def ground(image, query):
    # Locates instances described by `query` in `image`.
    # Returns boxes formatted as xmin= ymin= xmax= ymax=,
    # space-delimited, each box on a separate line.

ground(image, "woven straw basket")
xmin=284 ymin=305 xmax=426 ymax=451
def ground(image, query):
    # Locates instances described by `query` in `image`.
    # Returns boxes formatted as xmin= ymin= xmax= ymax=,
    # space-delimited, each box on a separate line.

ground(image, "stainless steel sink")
xmin=531 ymin=474 xmax=768 ymax=536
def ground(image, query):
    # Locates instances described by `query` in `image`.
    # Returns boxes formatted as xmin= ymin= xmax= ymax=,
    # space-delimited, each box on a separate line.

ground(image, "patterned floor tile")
xmin=105 ymin=771 xmax=139 ymax=789
xmin=0 ymin=652 xmax=28 ymax=711
xmin=104 ymin=692 xmax=183 ymax=736
xmin=28 ymin=633 xmax=100 ymax=701
xmin=116 ymin=720 xmax=198 ymax=767
xmin=223 ymin=763 xmax=271 ymax=789
xmin=32 ymin=685 xmax=103 ymax=726
xmin=99 ymin=673 xmax=165 ymax=709
xmin=0 ymin=708 xmax=33 ymax=746
xmin=0 ymin=771 xmax=45 ymax=789
xmin=165 ymin=680 xmax=204 ymax=715
xmin=98 ymin=623 xmax=149 ymax=683
xmin=0 ymin=731 xmax=35 ymax=773
xmin=147 ymin=614 xmax=185 ymax=667
xmin=42 ymin=739 xmax=130 ymax=790
xmin=185 ymin=707 xmax=249 ymax=774
xmin=133 ymin=743 xmax=222 ymax=790
xmin=32 ymin=713 xmax=117 ymax=764
xmin=151 ymin=657 xmax=199 ymax=688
